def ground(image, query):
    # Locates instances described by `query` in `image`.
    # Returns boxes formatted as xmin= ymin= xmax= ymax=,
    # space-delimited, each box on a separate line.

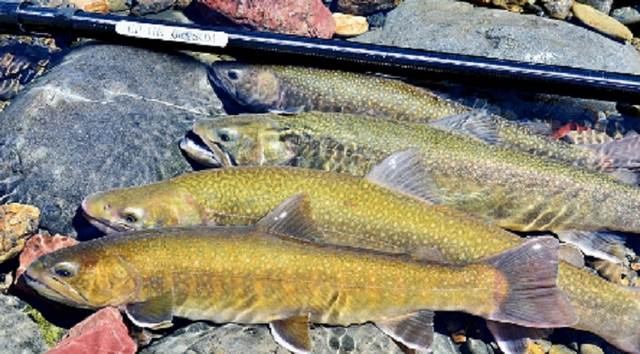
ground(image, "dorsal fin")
xmin=257 ymin=194 xmax=326 ymax=242
xmin=365 ymin=148 xmax=440 ymax=205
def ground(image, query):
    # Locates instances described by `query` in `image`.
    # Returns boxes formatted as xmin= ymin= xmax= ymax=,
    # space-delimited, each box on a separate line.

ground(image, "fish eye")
xmin=120 ymin=208 xmax=143 ymax=224
xmin=220 ymin=133 xmax=230 ymax=142
xmin=217 ymin=128 xmax=237 ymax=142
xmin=52 ymin=262 xmax=79 ymax=278
xmin=227 ymin=69 xmax=240 ymax=80
xmin=124 ymin=213 xmax=138 ymax=223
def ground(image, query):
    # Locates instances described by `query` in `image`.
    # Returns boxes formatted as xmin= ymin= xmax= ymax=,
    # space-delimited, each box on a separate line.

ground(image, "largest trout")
xmin=26 ymin=197 xmax=572 ymax=353
xmin=83 ymin=151 xmax=640 ymax=353
xmin=183 ymin=112 xmax=640 ymax=263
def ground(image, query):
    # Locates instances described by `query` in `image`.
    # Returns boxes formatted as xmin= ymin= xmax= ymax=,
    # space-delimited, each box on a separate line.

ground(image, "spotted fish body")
xmin=26 ymin=198 xmax=572 ymax=353
xmin=83 ymin=163 xmax=640 ymax=353
xmin=209 ymin=63 xmax=633 ymax=174
xmin=188 ymin=112 xmax=640 ymax=234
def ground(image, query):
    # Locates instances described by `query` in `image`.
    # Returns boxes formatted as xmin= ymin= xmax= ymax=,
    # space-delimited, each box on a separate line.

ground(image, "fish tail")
xmin=482 ymin=236 xmax=578 ymax=328
xmin=583 ymin=135 xmax=640 ymax=172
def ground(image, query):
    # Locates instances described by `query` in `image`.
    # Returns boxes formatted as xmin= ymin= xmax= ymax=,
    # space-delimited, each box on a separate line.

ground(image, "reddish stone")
xmin=195 ymin=0 xmax=336 ymax=38
xmin=15 ymin=233 xmax=79 ymax=282
xmin=47 ymin=307 xmax=137 ymax=354
xmin=551 ymin=121 xmax=590 ymax=139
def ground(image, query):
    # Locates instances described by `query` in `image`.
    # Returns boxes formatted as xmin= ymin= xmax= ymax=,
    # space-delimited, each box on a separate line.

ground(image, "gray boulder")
xmin=0 ymin=42 xmax=223 ymax=237
xmin=0 ymin=293 xmax=49 ymax=354
xmin=353 ymin=0 xmax=640 ymax=74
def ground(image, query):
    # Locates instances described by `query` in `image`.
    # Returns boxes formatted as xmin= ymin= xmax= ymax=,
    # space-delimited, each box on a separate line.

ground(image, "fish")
xmin=183 ymin=112 xmax=640 ymax=264
xmin=26 ymin=196 xmax=573 ymax=353
xmin=82 ymin=150 xmax=640 ymax=353
xmin=208 ymin=62 xmax=469 ymax=121
xmin=209 ymin=62 xmax=640 ymax=178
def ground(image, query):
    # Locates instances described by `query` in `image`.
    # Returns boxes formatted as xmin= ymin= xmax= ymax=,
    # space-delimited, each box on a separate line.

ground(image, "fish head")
xmin=23 ymin=243 xmax=139 ymax=308
xmin=208 ymin=62 xmax=281 ymax=111
xmin=82 ymin=184 xmax=206 ymax=234
xmin=187 ymin=115 xmax=295 ymax=167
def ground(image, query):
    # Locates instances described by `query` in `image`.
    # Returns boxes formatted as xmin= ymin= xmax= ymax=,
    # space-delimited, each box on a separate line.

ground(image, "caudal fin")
xmin=481 ymin=237 xmax=578 ymax=328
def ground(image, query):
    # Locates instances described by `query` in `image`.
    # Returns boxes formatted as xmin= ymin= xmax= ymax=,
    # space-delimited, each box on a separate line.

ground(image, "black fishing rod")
xmin=1 ymin=1 xmax=640 ymax=103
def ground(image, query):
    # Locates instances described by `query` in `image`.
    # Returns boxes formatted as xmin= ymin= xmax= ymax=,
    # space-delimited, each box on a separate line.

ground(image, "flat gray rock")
xmin=353 ymin=0 xmax=640 ymax=74
xmin=0 ymin=294 xmax=48 ymax=354
xmin=0 ymin=42 xmax=223 ymax=236
xmin=140 ymin=322 xmax=460 ymax=353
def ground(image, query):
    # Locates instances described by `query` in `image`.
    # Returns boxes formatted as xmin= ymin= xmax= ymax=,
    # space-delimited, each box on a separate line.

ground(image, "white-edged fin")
xmin=269 ymin=314 xmax=312 ymax=354
xmin=581 ymin=135 xmax=640 ymax=171
xmin=481 ymin=236 xmax=578 ymax=327
xmin=268 ymin=105 xmax=306 ymax=115
xmin=124 ymin=294 xmax=174 ymax=329
xmin=428 ymin=109 xmax=503 ymax=146
xmin=556 ymin=230 xmax=627 ymax=265
xmin=558 ymin=244 xmax=585 ymax=268
xmin=486 ymin=320 xmax=553 ymax=354
xmin=376 ymin=310 xmax=435 ymax=352
xmin=365 ymin=148 xmax=440 ymax=205
xmin=257 ymin=194 xmax=325 ymax=243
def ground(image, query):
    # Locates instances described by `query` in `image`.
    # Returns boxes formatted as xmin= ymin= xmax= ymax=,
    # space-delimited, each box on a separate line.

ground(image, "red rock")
xmin=47 ymin=307 xmax=137 ymax=354
xmin=551 ymin=121 xmax=590 ymax=139
xmin=15 ymin=233 xmax=79 ymax=282
xmin=195 ymin=0 xmax=336 ymax=38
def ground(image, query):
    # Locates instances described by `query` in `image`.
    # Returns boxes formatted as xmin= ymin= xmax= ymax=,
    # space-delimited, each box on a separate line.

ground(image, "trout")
xmin=183 ymin=112 xmax=640 ymax=263
xmin=209 ymin=62 xmax=640 ymax=177
xmin=29 ymin=198 xmax=571 ymax=353
xmin=82 ymin=152 xmax=640 ymax=353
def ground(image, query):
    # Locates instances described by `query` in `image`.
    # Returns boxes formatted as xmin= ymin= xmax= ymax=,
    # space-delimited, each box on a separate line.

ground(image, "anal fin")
xmin=376 ymin=310 xmax=435 ymax=352
xmin=556 ymin=230 xmax=627 ymax=265
xmin=124 ymin=293 xmax=174 ymax=329
xmin=486 ymin=320 xmax=553 ymax=354
xmin=269 ymin=314 xmax=311 ymax=354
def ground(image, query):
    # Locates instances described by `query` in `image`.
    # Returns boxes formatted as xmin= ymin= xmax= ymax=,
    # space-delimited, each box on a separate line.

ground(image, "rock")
xmin=141 ymin=322 xmax=461 ymax=353
xmin=0 ymin=293 xmax=49 ymax=353
xmin=460 ymin=337 xmax=492 ymax=354
xmin=575 ymin=0 xmax=612 ymax=15
xmin=611 ymin=7 xmax=640 ymax=31
xmin=550 ymin=344 xmax=578 ymax=354
xmin=333 ymin=13 xmax=370 ymax=36
xmin=0 ymin=43 xmax=223 ymax=237
xmin=579 ymin=342 xmax=605 ymax=354
xmin=35 ymin=0 xmax=112 ymax=13
xmin=590 ymin=259 xmax=637 ymax=286
xmin=0 ymin=273 xmax=12 ymax=293
xmin=15 ymin=233 xmax=79 ymax=281
xmin=337 ymin=0 xmax=401 ymax=16
xmin=352 ymin=0 xmax=640 ymax=74
xmin=562 ymin=129 xmax=617 ymax=144
xmin=194 ymin=0 xmax=336 ymax=38
xmin=572 ymin=3 xmax=633 ymax=42
xmin=130 ymin=0 xmax=176 ymax=15
xmin=48 ymin=307 xmax=136 ymax=354
xmin=0 ymin=204 xmax=39 ymax=264
xmin=541 ymin=0 xmax=573 ymax=19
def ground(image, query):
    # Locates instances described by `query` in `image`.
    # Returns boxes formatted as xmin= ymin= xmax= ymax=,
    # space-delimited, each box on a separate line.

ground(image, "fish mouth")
xmin=180 ymin=130 xmax=237 ymax=168
xmin=23 ymin=270 xmax=92 ymax=308
xmin=81 ymin=203 xmax=133 ymax=234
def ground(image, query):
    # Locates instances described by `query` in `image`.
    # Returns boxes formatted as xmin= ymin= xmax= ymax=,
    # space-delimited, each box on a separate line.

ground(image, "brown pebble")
xmin=549 ymin=344 xmax=577 ymax=354
xmin=631 ymin=262 xmax=640 ymax=271
xmin=579 ymin=343 xmax=604 ymax=354
xmin=591 ymin=259 xmax=637 ymax=286
xmin=0 ymin=204 xmax=40 ymax=265
xmin=572 ymin=3 xmax=633 ymax=41
xmin=527 ymin=342 xmax=546 ymax=354
xmin=333 ymin=13 xmax=369 ymax=36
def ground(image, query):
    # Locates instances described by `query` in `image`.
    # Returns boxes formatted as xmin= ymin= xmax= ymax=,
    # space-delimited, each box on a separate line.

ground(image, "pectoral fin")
xmin=365 ymin=148 xmax=440 ymax=205
xmin=428 ymin=109 xmax=504 ymax=146
xmin=556 ymin=230 xmax=627 ymax=265
xmin=124 ymin=294 xmax=174 ymax=329
xmin=375 ymin=310 xmax=435 ymax=352
xmin=269 ymin=314 xmax=312 ymax=354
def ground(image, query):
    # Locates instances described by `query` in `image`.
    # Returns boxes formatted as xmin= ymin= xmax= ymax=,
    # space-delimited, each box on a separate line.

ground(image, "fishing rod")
xmin=0 ymin=1 xmax=639 ymax=103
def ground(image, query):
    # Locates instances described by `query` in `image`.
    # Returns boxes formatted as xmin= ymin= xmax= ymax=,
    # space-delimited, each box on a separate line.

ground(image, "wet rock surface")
xmin=352 ymin=0 xmax=640 ymax=74
xmin=0 ymin=293 xmax=49 ymax=353
xmin=0 ymin=42 xmax=223 ymax=237
xmin=15 ymin=233 xmax=78 ymax=281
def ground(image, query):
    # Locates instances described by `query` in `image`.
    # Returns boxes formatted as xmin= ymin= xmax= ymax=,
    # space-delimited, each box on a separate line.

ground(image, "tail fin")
xmin=481 ymin=237 xmax=578 ymax=328
xmin=582 ymin=135 xmax=640 ymax=172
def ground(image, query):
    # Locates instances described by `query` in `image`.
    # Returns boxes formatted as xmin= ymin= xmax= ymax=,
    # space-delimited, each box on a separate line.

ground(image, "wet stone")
xmin=0 ymin=42 xmax=223 ymax=237
xmin=572 ymin=3 xmax=633 ymax=41
xmin=0 ymin=293 xmax=49 ymax=353
xmin=337 ymin=0 xmax=401 ymax=16
xmin=550 ymin=344 xmax=578 ymax=354
xmin=333 ymin=13 xmax=370 ymax=36
xmin=575 ymin=0 xmax=612 ymax=15
xmin=460 ymin=337 xmax=493 ymax=354
xmin=0 ymin=204 xmax=39 ymax=264
xmin=353 ymin=0 xmax=640 ymax=73
xmin=610 ymin=7 xmax=640 ymax=32
xmin=540 ymin=0 xmax=573 ymax=20
xmin=579 ymin=343 xmax=604 ymax=354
